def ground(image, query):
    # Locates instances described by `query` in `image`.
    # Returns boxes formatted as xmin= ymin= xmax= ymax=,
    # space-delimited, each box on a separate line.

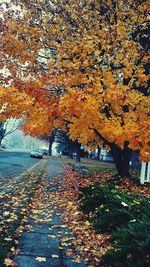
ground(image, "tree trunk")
xmin=75 ymin=143 xmax=81 ymax=162
xmin=68 ymin=140 xmax=74 ymax=159
xmin=0 ymin=137 xmax=2 ymax=147
xmin=93 ymin=128 xmax=131 ymax=177
xmin=97 ymin=147 xmax=101 ymax=160
xmin=48 ymin=141 xmax=53 ymax=156
xmin=111 ymin=143 xmax=131 ymax=177
xmin=122 ymin=146 xmax=131 ymax=177
xmin=68 ymin=147 xmax=73 ymax=159
xmin=48 ymin=132 xmax=55 ymax=156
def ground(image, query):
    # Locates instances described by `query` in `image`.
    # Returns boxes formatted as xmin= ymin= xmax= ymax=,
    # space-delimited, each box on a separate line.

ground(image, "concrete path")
xmin=14 ymin=157 xmax=86 ymax=267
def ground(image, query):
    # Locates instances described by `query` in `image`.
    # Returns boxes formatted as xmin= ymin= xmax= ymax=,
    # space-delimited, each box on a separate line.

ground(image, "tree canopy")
xmin=0 ymin=0 xmax=149 ymax=175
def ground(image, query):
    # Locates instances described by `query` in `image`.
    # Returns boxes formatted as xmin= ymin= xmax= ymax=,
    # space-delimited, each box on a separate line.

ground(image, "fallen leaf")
xmin=52 ymin=254 xmax=59 ymax=258
xmin=60 ymin=237 xmax=71 ymax=242
xmin=3 ymin=211 xmax=10 ymax=216
xmin=35 ymin=257 xmax=47 ymax=262
xmin=72 ymin=258 xmax=81 ymax=263
xmin=10 ymin=247 xmax=15 ymax=252
xmin=4 ymin=258 xmax=16 ymax=266
xmin=4 ymin=237 xmax=12 ymax=242
xmin=32 ymin=210 xmax=42 ymax=214
xmin=48 ymin=234 xmax=56 ymax=238
xmin=58 ymin=246 xmax=63 ymax=250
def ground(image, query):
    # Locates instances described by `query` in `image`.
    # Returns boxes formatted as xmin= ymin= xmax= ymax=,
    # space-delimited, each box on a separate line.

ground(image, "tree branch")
xmin=4 ymin=127 xmax=18 ymax=137
xmin=136 ymin=44 xmax=150 ymax=66
xmin=93 ymin=128 xmax=112 ymax=148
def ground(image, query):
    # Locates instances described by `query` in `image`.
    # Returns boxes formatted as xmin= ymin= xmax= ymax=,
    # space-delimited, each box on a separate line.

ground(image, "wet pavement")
xmin=14 ymin=157 xmax=86 ymax=267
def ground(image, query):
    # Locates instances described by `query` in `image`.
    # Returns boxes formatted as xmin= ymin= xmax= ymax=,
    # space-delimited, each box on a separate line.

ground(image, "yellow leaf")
xmin=72 ymin=258 xmax=81 ymax=263
xmin=84 ymin=220 xmax=91 ymax=226
xmin=48 ymin=235 xmax=56 ymax=238
xmin=10 ymin=247 xmax=15 ymax=252
xmin=32 ymin=209 xmax=42 ymax=214
xmin=58 ymin=246 xmax=63 ymax=250
xmin=60 ymin=237 xmax=71 ymax=242
xmin=35 ymin=257 xmax=47 ymax=262
xmin=4 ymin=237 xmax=12 ymax=242
xmin=3 ymin=211 xmax=10 ymax=216
xmin=105 ymin=209 xmax=110 ymax=212
xmin=91 ymin=249 xmax=97 ymax=253
xmin=4 ymin=258 xmax=16 ymax=266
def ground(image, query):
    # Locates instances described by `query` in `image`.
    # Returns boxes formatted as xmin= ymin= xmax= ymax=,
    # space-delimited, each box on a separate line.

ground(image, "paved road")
xmin=0 ymin=150 xmax=41 ymax=179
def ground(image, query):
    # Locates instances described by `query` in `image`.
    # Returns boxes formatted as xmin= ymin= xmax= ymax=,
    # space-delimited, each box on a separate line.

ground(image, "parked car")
xmin=42 ymin=149 xmax=48 ymax=155
xmin=1 ymin=144 xmax=7 ymax=149
xmin=30 ymin=149 xmax=44 ymax=159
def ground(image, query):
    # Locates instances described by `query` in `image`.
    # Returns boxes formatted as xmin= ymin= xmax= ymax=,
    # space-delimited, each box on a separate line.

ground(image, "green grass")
xmin=61 ymin=156 xmax=140 ymax=178
xmin=61 ymin=156 xmax=116 ymax=174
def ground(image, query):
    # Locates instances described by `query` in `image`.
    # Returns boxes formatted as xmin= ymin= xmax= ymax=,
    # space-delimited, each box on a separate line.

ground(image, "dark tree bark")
xmin=48 ymin=131 xmax=55 ymax=156
xmin=97 ymin=147 xmax=101 ymax=160
xmin=75 ymin=142 xmax=81 ymax=162
xmin=111 ymin=142 xmax=131 ymax=177
xmin=0 ymin=137 xmax=2 ymax=147
xmin=94 ymin=129 xmax=132 ymax=177
xmin=68 ymin=139 xmax=74 ymax=159
xmin=48 ymin=141 xmax=52 ymax=156
xmin=0 ymin=122 xmax=6 ymax=148
xmin=68 ymin=149 xmax=73 ymax=158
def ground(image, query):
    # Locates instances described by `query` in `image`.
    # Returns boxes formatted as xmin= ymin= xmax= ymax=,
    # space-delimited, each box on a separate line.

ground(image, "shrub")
xmin=80 ymin=183 xmax=150 ymax=266
xmin=93 ymin=192 xmax=150 ymax=232
xmin=79 ymin=183 xmax=108 ymax=214
xmin=102 ymin=219 xmax=150 ymax=267
xmin=80 ymin=183 xmax=150 ymax=232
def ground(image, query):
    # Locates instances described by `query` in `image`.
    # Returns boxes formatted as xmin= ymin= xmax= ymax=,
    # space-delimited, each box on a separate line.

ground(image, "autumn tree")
xmin=55 ymin=0 xmax=149 ymax=176
xmin=0 ymin=85 xmax=38 ymax=146
xmin=56 ymin=129 xmax=82 ymax=162
xmin=39 ymin=131 xmax=56 ymax=156
xmin=0 ymin=122 xmax=6 ymax=147
xmin=0 ymin=120 xmax=21 ymax=147
xmin=55 ymin=130 xmax=73 ymax=158
xmin=1 ymin=0 xmax=149 ymax=176
xmin=0 ymin=86 xmax=34 ymax=121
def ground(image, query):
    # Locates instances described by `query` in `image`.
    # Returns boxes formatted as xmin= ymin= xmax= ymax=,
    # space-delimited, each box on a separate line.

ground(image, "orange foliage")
xmin=0 ymin=0 xmax=149 ymax=162
xmin=0 ymin=86 xmax=34 ymax=121
xmin=59 ymin=88 xmax=150 ymax=161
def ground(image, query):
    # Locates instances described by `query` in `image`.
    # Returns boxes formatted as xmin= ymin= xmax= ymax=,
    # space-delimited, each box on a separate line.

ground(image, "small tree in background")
xmin=56 ymin=129 xmax=82 ymax=162
xmin=0 ymin=122 xmax=6 ymax=147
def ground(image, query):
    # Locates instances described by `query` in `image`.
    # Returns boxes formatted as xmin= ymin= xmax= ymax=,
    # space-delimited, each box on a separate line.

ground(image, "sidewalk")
xmin=14 ymin=157 xmax=86 ymax=267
